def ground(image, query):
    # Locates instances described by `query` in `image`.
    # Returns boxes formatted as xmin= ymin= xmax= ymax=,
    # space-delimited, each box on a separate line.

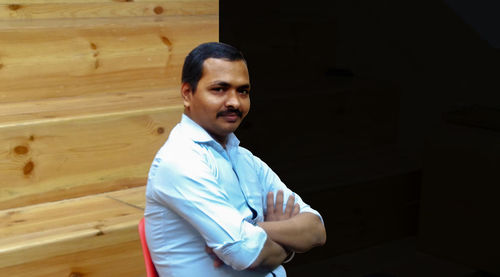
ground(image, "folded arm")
xmin=151 ymin=154 xmax=274 ymax=271
xmin=259 ymin=211 xmax=326 ymax=253
xmin=206 ymin=238 xmax=288 ymax=271
xmin=247 ymin=235 xmax=288 ymax=271
xmin=253 ymin=155 xmax=326 ymax=253
xmin=258 ymin=190 xmax=326 ymax=253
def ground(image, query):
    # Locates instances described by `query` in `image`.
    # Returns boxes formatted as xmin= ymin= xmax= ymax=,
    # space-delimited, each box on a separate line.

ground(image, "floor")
xmin=286 ymin=237 xmax=497 ymax=277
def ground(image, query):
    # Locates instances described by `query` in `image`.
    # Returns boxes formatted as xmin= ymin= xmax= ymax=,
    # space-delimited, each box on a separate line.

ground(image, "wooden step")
xmin=0 ymin=0 xmax=217 ymax=20
xmin=0 ymin=89 xmax=182 ymax=125
xmin=0 ymin=96 xmax=182 ymax=209
xmin=0 ymin=186 xmax=147 ymax=277
xmin=107 ymin=185 xmax=147 ymax=210
xmin=0 ymin=15 xmax=218 ymax=103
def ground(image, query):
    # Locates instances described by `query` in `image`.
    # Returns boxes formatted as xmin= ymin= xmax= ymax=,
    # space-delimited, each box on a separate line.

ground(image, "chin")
xmin=219 ymin=127 xmax=238 ymax=136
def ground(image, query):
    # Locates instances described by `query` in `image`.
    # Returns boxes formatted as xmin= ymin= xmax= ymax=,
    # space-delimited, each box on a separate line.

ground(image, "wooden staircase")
xmin=0 ymin=1 xmax=218 ymax=275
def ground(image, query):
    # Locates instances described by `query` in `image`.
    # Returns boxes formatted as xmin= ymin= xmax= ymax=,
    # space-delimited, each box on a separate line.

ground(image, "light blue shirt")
xmin=145 ymin=114 xmax=323 ymax=277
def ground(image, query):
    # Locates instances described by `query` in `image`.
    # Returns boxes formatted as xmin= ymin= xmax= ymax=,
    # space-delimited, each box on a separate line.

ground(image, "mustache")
xmin=216 ymin=109 xmax=243 ymax=118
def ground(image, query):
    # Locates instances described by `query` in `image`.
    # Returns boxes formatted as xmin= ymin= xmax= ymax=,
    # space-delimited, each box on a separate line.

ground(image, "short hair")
xmin=182 ymin=42 xmax=246 ymax=92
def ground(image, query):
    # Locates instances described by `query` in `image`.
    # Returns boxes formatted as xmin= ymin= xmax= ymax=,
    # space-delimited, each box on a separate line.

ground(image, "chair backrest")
xmin=138 ymin=217 xmax=159 ymax=277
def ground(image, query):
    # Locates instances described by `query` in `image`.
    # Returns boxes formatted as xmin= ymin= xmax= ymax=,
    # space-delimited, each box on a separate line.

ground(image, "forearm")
xmin=247 ymin=236 xmax=288 ymax=271
xmin=258 ymin=212 xmax=326 ymax=253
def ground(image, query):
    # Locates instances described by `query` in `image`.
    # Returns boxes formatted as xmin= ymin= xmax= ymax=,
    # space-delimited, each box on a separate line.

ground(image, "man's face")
xmin=182 ymin=58 xmax=250 ymax=145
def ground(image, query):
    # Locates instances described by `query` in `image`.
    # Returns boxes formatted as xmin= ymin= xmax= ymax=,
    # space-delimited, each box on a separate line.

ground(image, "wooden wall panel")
xmin=0 ymin=0 xmax=217 ymax=20
xmin=107 ymin=186 xmax=146 ymax=209
xmin=0 ymin=16 xmax=218 ymax=103
xmin=0 ymin=89 xmax=182 ymax=126
xmin=0 ymin=0 xmax=217 ymax=275
xmin=0 ymin=105 xmax=182 ymax=209
xmin=0 ymin=0 xmax=218 ymax=207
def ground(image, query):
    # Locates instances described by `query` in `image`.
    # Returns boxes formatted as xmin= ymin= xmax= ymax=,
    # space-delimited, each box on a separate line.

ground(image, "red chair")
xmin=138 ymin=217 xmax=159 ymax=277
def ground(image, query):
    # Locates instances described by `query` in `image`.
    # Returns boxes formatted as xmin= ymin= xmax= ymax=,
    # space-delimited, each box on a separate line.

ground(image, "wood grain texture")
xmin=0 ymin=240 xmax=145 ymax=277
xmin=0 ymin=0 xmax=217 ymax=20
xmin=0 ymin=0 xmax=217 ymax=275
xmin=107 ymin=185 xmax=146 ymax=209
xmin=0 ymin=105 xmax=182 ymax=209
xmin=0 ymin=89 xmax=182 ymax=125
xmin=0 ymin=194 xmax=143 ymax=267
xmin=0 ymin=193 xmax=144 ymax=273
xmin=0 ymin=15 xmax=218 ymax=103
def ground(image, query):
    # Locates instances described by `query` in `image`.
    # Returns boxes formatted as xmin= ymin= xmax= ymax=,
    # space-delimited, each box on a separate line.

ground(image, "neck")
xmin=183 ymin=112 xmax=229 ymax=148
xmin=210 ymin=133 xmax=227 ymax=149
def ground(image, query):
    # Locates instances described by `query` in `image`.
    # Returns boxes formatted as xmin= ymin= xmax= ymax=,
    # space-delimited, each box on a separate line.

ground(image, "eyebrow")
xmin=210 ymin=81 xmax=251 ymax=90
xmin=210 ymin=81 xmax=231 ymax=87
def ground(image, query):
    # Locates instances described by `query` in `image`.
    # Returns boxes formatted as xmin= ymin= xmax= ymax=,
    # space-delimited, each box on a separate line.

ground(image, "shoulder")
xmin=235 ymin=145 xmax=260 ymax=163
xmin=147 ymin=140 xmax=217 ymax=201
xmin=236 ymin=145 xmax=253 ymax=157
xmin=160 ymin=140 xmax=211 ymax=171
xmin=151 ymin=131 xmax=214 ymax=178
xmin=235 ymin=146 xmax=267 ymax=170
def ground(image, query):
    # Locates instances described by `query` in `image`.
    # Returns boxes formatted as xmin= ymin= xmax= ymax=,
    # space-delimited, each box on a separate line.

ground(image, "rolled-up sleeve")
xmin=149 ymin=150 xmax=267 ymax=270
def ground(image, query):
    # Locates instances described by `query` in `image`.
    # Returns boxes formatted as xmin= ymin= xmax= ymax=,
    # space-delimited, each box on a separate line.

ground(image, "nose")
xmin=225 ymin=89 xmax=240 ymax=109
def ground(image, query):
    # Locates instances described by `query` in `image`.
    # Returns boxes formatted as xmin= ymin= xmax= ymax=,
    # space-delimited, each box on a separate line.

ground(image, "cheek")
xmin=194 ymin=96 xmax=220 ymax=113
xmin=241 ymin=99 xmax=250 ymax=113
xmin=204 ymin=96 xmax=225 ymax=109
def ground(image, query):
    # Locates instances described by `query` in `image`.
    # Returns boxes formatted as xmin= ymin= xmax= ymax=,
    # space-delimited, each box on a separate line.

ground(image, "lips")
xmin=220 ymin=113 xmax=240 ymax=122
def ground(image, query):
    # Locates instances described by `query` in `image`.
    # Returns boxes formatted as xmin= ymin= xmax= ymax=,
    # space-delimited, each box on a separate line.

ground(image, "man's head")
xmin=182 ymin=42 xmax=247 ymax=92
xmin=181 ymin=42 xmax=251 ymax=146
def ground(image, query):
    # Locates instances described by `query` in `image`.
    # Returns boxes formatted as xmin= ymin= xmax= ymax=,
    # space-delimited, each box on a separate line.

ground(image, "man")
xmin=145 ymin=42 xmax=326 ymax=276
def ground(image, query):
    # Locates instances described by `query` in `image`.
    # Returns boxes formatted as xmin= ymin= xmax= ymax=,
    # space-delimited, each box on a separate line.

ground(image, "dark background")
xmin=220 ymin=1 xmax=500 ymax=276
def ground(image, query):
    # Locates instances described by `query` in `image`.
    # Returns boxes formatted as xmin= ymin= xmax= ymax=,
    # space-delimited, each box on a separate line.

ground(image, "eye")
xmin=238 ymin=88 xmax=250 ymax=95
xmin=212 ymin=87 xmax=225 ymax=93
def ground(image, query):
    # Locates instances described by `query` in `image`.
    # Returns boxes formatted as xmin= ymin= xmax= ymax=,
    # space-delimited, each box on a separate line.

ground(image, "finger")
xmin=266 ymin=191 xmax=274 ymax=213
xmin=213 ymin=258 xmax=224 ymax=267
xmin=206 ymin=246 xmax=223 ymax=267
xmin=292 ymin=203 xmax=300 ymax=216
xmin=275 ymin=190 xmax=284 ymax=214
xmin=284 ymin=194 xmax=295 ymax=216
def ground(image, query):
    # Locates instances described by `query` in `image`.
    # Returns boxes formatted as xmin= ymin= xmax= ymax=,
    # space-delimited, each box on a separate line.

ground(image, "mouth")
xmin=219 ymin=113 xmax=240 ymax=122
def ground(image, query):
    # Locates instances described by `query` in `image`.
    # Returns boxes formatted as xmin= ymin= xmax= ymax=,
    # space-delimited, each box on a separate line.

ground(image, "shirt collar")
xmin=180 ymin=114 xmax=240 ymax=149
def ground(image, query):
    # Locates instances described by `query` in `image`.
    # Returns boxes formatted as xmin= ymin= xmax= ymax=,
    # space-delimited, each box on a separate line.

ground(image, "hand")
xmin=205 ymin=246 xmax=224 ymax=268
xmin=264 ymin=190 xmax=300 ymax=222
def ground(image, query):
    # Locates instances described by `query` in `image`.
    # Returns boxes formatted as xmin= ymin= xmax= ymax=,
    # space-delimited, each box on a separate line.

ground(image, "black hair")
xmin=181 ymin=42 xmax=246 ymax=92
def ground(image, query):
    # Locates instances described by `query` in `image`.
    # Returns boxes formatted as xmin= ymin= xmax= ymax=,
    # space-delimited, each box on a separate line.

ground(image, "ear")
xmin=181 ymin=82 xmax=194 ymax=108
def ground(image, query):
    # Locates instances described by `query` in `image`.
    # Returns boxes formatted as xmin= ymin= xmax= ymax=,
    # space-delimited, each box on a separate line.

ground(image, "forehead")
xmin=200 ymin=58 xmax=249 ymax=82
